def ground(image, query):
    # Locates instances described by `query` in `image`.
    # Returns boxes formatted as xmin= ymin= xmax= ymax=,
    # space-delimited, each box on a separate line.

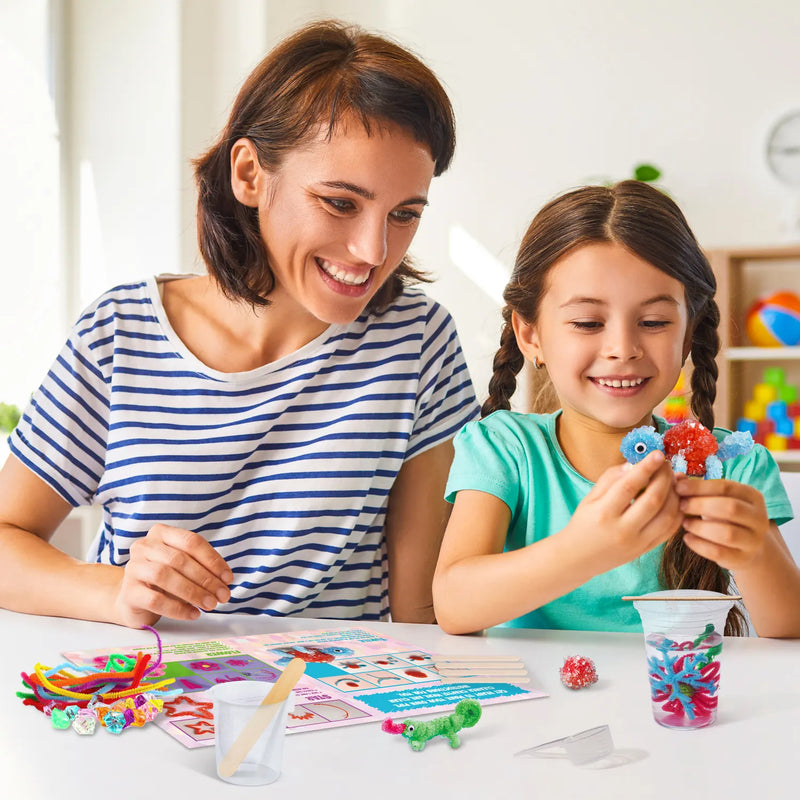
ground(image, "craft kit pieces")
xmin=629 ymin=590 xmax=738 ymax=730
xmin=215 ymin=658 xmax=306 ymax=785
xmin=382 ymin=698 xmax=482 ymax=751
xmin=558 ymin=655 xmax=598 ymax=690
xmin=620 ymin=419 xmax=753 ymax=478
xmin=515 ymin=724 xmax=614 ymax=766
xmin=62 ymin=628 xmax=545 ymax=748
xmin=16 ymin=626 xmax=180 ymax=735
xmin=432 ymin=655 xmax=530 ymax=684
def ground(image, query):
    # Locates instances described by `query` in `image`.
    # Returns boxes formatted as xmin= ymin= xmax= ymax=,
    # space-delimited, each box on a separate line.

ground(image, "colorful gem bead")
xmin=50 ymin=707 xmax=72 ymax=729
xmin=72 ymin=710 xmax=97 ymax=735
xmin=104 ymin=711 xmax=128 ymax=735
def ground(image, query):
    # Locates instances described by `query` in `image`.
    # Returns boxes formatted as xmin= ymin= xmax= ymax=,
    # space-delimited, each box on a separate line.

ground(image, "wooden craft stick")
xmin=436 ymin=663 xmax=527 ymax=669
xmin=217 ymin=658 xmax=306 ymax=779
xmin=433 ymin=654 xmax=523 ymax=662
xmin=438 ymin=664 xmax=528 ymax=675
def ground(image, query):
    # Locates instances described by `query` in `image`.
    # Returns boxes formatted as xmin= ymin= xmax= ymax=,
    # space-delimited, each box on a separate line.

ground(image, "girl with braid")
xmin=434 ymin=181 xmax=800 ymax=637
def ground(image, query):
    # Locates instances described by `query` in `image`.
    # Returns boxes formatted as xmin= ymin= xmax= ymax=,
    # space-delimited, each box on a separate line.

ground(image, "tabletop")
xmin=2 ymin=609 xmax=798 ymax=799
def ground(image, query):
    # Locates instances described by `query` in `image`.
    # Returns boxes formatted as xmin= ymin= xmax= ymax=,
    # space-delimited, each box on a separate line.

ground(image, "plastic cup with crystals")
xmin=212 ymin=681 xmax=294 ymax=785
xmin=630 ymin=589 xmax=739 ymax=730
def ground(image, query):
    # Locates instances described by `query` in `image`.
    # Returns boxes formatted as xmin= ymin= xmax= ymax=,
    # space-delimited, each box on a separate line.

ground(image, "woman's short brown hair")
xmin=194 ymin=19 xmax=456 ymax=308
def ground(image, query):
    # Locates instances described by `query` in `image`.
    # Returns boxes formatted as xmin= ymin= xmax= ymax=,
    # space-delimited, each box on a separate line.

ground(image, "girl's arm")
xmin=0 ymin=455 xmax=232 ymax=627
xmin=676 ymin=476 xmax=800 ymax=638
xmin=383 ymin=440 xmax=456 ymax=623
xmin=434 ymin=450 xmax=682 ymax=634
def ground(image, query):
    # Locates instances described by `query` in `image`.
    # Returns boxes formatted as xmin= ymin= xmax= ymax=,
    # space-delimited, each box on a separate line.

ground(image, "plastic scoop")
xmin=514 ymin=724 xmax=614 ymax=765
xmin=217 ymin=658 xmax=306 ymax=779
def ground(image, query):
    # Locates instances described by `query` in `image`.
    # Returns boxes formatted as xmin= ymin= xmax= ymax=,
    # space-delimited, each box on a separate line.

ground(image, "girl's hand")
xmin=568 ymin=450 xmax=684 ymax=572
xmin=675 ymin=475 xmax=770 ymax=570
xmin=112 ymin=524 xmax=234 ymax=628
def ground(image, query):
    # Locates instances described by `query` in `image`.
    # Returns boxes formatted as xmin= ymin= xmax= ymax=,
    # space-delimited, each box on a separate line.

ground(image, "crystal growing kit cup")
xmin=629 ymin=590 xmax=739 ymax=730
xmin=212 ymin=681 xmax=295 ymax=785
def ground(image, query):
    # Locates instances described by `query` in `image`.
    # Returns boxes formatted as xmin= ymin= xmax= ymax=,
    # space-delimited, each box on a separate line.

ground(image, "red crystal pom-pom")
xmin=559 ymin=655 xmax=598 ymax=689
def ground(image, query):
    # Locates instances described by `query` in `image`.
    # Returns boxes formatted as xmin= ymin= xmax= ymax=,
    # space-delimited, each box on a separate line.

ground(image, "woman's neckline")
xmin=148 ymin=274 xmax=345 ymax=384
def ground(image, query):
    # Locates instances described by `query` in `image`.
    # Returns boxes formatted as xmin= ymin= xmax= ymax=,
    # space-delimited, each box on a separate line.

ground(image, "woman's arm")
xmin=434 ymin=451 xmax=683 ymax=634
xmin=677 ymin=476 xmax=800 ymax=638
xmin=0 ymin=454 xmax=122 ymax=620
xmin=0 ymin=455 xmax=232 ymax=627
xmin=383 ymin=440 xmax=457 ymax=623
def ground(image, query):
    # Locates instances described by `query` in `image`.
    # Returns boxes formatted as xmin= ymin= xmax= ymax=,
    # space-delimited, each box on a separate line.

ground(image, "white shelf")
xmin=726 ymin=346 xmax=800 ymax=360
xmin=771 ymin=450 xmax=800 ymax=464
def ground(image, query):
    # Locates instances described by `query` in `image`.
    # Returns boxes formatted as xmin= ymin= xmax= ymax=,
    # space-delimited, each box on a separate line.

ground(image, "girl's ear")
xmin=511 ymin=310 xmax=542 ymax=364
xmin=230 ymin=138 xmax=265 ymax=208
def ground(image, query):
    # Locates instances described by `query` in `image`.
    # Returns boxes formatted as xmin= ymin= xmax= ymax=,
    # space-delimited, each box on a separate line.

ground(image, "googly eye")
xmin=634 ymin=442 xmax=648 ymax=454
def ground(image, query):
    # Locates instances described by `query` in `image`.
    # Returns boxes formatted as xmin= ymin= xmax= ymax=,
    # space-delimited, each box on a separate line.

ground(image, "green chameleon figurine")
xmin=381 ymin=699 xmax=482 ymax=751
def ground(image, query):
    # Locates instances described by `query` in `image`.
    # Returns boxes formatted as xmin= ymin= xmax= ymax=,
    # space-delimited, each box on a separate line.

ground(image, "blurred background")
xmin=2 ymin=0 xmax=800 ymax=411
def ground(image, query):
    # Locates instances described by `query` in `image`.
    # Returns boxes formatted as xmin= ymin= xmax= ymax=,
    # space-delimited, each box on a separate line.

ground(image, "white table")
xmin=2 ymin=610 xmax=797 ymax=799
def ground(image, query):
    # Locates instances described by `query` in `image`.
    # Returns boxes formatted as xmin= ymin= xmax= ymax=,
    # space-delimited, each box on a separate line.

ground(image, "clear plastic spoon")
xmin=514 ymin=724 xmax=614 ymax=765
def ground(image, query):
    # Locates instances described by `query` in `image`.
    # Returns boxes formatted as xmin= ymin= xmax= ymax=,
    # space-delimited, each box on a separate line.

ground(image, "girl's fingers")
xmin=676 ymin=476 xmax=763 ymax=506
xmin=616 ymin=457 xmax=676 ymax=521
xmin=599 ymin=450 xmax=671 ymax=516
xmin=631 ymin=477 xmax=684 ymax=547
xmin=682 ymin=529 xmax=743 ymax=569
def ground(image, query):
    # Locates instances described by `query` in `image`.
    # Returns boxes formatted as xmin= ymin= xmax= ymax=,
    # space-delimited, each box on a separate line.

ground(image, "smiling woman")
xmin=0 ymin=19 xmax=478 ymax=629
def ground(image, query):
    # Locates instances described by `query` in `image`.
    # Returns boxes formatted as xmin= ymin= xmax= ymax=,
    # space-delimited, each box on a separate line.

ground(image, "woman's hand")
xmin=567 ymin=450 xmax=684 ymax=572
xmin=113 ymin=524 xmax=233 ymax=628
xmin=675 ymin=475 xmax=770 ymax=570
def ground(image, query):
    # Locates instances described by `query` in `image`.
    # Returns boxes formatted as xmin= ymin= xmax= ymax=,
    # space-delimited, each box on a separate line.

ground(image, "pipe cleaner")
xmin=620 ymin=419 xmax=753 ymax=479
xmin=381 ymin=698 xmax=482 ymax=751
xmin=16 ymin=625 xmax=181 ymax=734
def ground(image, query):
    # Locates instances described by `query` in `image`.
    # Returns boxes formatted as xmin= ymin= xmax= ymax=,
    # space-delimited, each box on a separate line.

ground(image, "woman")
xmin=0 ymin=20 xmax=478 ymax=628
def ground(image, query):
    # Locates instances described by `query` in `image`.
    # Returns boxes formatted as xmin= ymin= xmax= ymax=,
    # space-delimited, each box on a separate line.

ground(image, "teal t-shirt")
xmin=445 ymin=410 xmax=793 ymax=633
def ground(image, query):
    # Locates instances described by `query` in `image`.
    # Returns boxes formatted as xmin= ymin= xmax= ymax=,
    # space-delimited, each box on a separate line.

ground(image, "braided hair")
xmin=485 ymin=180 xmax=744 ymax=635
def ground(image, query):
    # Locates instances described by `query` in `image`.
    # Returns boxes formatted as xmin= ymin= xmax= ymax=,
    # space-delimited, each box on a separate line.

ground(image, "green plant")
xmin=593 ymin=163 xmax=664 ymax=188
xmin=0 ymin=402 xmax=21 ymax=435
xmin=632 ymin=163 xmax=661 ymax=183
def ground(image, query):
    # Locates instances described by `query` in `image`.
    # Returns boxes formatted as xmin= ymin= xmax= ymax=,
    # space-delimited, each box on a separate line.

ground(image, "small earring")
xmin=533 ymin=357 xmax=541 ymax=370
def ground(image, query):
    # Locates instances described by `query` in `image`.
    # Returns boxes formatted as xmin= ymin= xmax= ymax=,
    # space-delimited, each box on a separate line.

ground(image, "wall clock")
xmin=767 ymin=109 xmax=800 ymax=186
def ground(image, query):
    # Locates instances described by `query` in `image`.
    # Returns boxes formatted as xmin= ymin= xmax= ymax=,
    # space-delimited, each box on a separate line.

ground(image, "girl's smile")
xmin=589 ymin=375 xmax=651 ymax=395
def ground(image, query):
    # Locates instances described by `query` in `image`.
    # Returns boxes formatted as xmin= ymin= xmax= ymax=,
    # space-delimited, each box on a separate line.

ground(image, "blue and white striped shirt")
xmin=11 ymin=276 xmax=479 ymax=620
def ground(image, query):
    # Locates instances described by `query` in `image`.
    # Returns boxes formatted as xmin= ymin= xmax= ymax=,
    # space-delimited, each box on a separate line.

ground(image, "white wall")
xmin=268 ymin=0 xmax=800 ymax=400
xmin=5 ymin=0 xmax=800 ymax=409
xmin=0 ymin=0 xmax=63 ymax=409
xmin=65 ymin=0 xmax=181 ymax=310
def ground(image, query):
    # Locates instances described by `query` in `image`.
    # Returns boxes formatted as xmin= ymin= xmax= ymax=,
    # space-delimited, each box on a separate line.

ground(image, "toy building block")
xmin=737 ymin=367 xmax=800 ymax=449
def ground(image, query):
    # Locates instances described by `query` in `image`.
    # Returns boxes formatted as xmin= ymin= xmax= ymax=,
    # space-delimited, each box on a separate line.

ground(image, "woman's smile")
xmin=316 ymin=257 xmax=374 ymax=294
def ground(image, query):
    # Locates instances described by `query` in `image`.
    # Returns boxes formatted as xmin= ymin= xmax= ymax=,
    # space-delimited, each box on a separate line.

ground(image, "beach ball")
xmin=746 ymin=291 xmax=800 ymax=347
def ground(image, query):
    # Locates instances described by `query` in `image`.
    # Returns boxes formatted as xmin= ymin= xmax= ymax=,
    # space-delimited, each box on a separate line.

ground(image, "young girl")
xmin=0 ymin=20 xmax=478 ymax=628
xmin=433 ymin=180 xmax=800 ymax=638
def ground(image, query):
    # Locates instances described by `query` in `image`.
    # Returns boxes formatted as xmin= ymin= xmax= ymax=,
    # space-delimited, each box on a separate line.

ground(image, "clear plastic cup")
xmin=632 ymin=590 xmax=737 ymax=730
xmin=212 ymin=681 xmax=294 ymax=785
